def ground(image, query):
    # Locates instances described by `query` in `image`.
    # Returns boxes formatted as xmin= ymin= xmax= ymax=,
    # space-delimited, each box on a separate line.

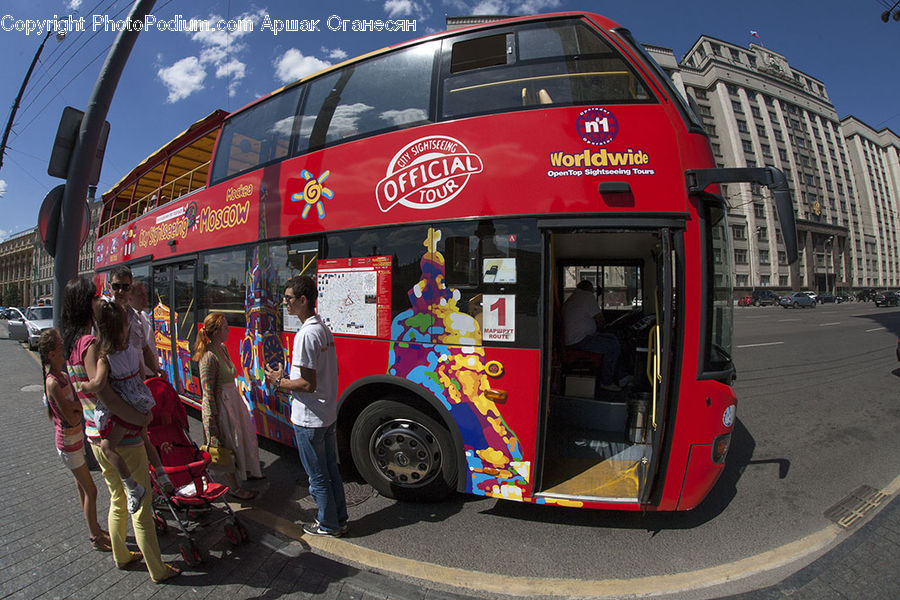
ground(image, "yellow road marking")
xmin=230 ymin=473 xmax=899 ymax=599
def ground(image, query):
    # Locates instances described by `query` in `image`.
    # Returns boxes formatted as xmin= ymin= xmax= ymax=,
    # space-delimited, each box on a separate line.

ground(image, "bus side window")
xmin=441 ymin=19 xmax=654 ymax=120
xmin=298 ymin=42 xmax=438 ymax=153
xmin=209 ymin=84 xmax=303 ymax=185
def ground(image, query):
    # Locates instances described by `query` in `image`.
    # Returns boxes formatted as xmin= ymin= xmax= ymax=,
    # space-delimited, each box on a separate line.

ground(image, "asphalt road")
xmin=307 ymin=301 xmax=900 ymax=581
xmin=3 ymin=303 xmax=898 ymax=592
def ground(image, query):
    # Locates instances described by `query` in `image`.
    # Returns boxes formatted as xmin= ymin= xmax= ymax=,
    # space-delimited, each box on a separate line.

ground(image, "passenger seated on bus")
xmin=562 ymin=280 xmax=632 ymax=392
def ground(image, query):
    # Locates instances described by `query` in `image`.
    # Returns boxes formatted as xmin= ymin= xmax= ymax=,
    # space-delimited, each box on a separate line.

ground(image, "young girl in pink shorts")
xmin=83 ymin=300 xmax=173 ymax=512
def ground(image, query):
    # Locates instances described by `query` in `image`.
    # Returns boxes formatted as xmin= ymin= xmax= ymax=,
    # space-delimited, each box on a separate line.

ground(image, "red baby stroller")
xmin=145 ymin=376 xmax=248 ymax=566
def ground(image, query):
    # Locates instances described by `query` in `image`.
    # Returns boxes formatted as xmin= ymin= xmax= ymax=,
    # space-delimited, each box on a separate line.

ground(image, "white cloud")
xmin=158 ymin=57 xmax=206 ymax=103
xmin=384 ymin=0 xmax=415 ymax=17
xmin=379 ymin=108 xmax=429 ymax=126
xmin=67 ymin=1 xmax=82 ymax=10
xmin=156 ymin=10 xmax=265 ymax=102
xmin=0 ymin=179 xmax=7 ymax=197
xmin=274 ymin=49 xmax=331 ymax=84
xmin=468 ymin=0 xmax=561 ymax=15
xmin=330 ymin=103 xmax=374 ymax=135
xmin=384 ymin=0 xmax=433 ymax=21
xmin=322 ymin=47 xmax=348 ymax=61
xmin=216 ymin=59 xmax=246 ymax=97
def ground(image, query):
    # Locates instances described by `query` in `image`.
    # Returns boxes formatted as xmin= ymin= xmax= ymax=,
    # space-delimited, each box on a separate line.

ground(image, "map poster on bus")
xmin=316 ymin=257 xmax=392 ymax=338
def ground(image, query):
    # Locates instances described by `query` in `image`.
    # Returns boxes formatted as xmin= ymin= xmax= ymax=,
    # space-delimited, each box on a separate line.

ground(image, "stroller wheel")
xmin=179 ymin=541 xmax=203 ymax=567
xmin=232 ymin=516 xmax=249 ymax=543
xmin=224 ymin=523 xmax=240 ymax=545
xmin=153 ymin=513 xmax=168 ymax=535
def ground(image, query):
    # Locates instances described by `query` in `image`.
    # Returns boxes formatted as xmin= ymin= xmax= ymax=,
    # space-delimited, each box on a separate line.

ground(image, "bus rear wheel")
xmin=351 ymin=399 xmax=456 ymax=502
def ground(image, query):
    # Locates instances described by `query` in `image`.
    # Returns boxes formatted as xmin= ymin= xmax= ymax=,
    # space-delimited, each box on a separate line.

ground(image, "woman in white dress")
xmin=193 ymin=312 xmax=263 ymax=500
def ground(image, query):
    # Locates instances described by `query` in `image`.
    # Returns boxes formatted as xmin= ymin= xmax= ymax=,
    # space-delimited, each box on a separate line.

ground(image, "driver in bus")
xmin=562 ymin=280 xmax=632 ymax=392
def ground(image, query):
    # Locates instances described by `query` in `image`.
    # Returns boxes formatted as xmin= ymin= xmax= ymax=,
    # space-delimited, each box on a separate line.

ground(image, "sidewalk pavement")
xmin=1 ymin=332 xmax=897 ymax=600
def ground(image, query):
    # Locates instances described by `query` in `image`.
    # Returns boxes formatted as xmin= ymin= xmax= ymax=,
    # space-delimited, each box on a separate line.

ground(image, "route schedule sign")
xmin=317 ymin=256 xmax=392 ymax=338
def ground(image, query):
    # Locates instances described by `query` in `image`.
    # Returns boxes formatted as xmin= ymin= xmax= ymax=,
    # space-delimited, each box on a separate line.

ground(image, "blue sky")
xmin=1 ymin=0 xmax=898 ymax=240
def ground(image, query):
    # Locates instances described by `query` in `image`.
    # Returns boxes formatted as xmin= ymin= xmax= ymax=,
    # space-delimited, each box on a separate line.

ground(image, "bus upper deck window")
xmin=450 ymin=34 xmax=512 ymax=73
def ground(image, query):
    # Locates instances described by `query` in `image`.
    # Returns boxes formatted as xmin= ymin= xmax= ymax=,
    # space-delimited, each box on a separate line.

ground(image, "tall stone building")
xmin=839 ymin=117 xmax=900 ymax=288
xmin=0 ymin=229 xmax=36 ymax=306
xmin=678 ymin=36 xmax=867 ymax=293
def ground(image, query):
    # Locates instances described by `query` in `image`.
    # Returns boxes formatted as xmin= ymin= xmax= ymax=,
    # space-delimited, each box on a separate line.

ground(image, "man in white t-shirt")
xmin=129 ymin=281 xmax=159 ymax=378
xmin=562 ymin=280 xmax=629 ymax=392
xmin=110 ymin=267 xmax=164 ymax=379
xmin=265 ymin=275 xmax=348 ymax=537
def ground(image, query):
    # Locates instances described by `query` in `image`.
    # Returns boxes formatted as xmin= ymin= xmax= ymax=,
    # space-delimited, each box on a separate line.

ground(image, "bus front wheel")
xmin=351 ymin=399 xmax=457 ymax=502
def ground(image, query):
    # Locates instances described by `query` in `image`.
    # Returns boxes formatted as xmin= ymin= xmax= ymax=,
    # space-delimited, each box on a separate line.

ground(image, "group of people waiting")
xmin=38 ymin=269 xmax=349 ymax=583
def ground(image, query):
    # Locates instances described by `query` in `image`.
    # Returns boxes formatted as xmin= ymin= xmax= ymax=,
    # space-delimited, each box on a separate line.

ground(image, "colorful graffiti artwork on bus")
xmin=152 ymin=301 xmax=198 ymax=395
xmin=387 ymin=227 xmax=530 ymax=501
xmin=236 ymin=237 xmax=293 ymax=445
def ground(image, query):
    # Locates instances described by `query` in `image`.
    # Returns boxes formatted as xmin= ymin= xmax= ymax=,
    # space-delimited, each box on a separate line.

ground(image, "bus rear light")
xmin=712 ymin=433 xmax=731 ymax=464
xmin=484 ymin=388 xmax=507 ymax=403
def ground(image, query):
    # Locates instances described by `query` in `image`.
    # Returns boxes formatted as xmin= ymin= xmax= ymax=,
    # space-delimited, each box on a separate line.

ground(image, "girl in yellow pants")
xmin=92 ymin=442 xmax=180 ymax=583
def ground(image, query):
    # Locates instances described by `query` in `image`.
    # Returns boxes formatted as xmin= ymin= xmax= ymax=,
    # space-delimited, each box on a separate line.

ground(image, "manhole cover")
xmin=298 ymin=481 xmax=377 ymax=509
xmin=824 ymin=485 xmax=887 ymax=529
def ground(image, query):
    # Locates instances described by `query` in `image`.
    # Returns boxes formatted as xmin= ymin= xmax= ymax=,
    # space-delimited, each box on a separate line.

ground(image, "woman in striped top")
xmin=62 ymin=276 xmax=180 ymax=583
xmin=40 ymin=328 xmax=111 ymax=552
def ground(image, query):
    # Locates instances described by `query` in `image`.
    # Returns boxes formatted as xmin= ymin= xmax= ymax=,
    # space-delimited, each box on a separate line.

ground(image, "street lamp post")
xmin=825 ymin=236 xmax=834 ymax=295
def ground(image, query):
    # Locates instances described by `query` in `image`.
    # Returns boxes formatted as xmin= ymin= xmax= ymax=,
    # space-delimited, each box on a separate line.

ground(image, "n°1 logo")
xmin=576 ymin=107 xmax=619 ymax=146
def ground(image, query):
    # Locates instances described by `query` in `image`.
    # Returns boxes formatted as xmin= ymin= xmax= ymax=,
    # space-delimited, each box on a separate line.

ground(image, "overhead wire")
xmin=12 ymin=0 xmax=177 ymax=142
xmin=16 ymin=0 xmax=126 ymax=119
xmin=20 ymin=0 xmax=118 ymax=105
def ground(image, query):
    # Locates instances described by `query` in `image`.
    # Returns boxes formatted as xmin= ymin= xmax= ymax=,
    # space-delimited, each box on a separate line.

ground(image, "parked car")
xmin=817 ymin=293 xmax=837 ymax=303
xmin=779 ymin=292 xmax=817 ymax=308
xmin=834 ymin=292 xmax=854 ymax=303
xmin=4 ymin=307 xmax=25 ymax=322
xmin=857 ymin=288 xmax=878 ymax=302
xmin=873 ymin=291 xmax=900 ymax=307
xmin=738 ymin=296 xmax=753 ymax=306
xmin=800 ymin=290 xmax=818 ymax=302
xmin=7 ymin=306 xmax=54 ymax=350
xmin=751 ymin=289 xmax=781 ymax=306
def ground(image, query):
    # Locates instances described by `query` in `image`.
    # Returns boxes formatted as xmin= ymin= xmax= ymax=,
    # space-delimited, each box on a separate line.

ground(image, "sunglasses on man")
xmin=111 ymin=283 xmax=131 ymax=291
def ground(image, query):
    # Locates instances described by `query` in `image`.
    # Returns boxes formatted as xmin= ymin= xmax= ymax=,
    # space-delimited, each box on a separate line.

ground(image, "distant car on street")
xmin=4 ymin=307 xmax=25 ymax=322
xmin=7 ymin=306 xmax=54 ymax=350
xmin=800 ymin=290 xmax=818 ymax=302
xmin=779 ymin=292 xmax=817 ymax=308
xmin=817 ymin=293 xmax=837 ymax=303
xmin=834 ymin=292 xmax=854 ymax=303
xmin=857 ymin=288 xmax=878 ymax=302
xmin=751 ymin=289 xmax=781 ymax=306
xmin=873 ymin=291 xmax=899 ymax=307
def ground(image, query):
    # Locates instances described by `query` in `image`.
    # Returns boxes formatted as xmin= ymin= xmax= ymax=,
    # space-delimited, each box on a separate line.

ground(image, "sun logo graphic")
xmin=292 ymin=170 xmax=333 ymax=219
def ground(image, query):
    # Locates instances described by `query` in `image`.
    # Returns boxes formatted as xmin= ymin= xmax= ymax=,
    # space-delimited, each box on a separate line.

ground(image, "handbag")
xmin=201 ymin=444 xmax=234 ymax=467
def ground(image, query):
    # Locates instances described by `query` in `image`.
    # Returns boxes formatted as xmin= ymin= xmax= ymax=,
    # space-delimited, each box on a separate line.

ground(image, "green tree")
xmin=5 ymin=284 xmax=22 ymax=307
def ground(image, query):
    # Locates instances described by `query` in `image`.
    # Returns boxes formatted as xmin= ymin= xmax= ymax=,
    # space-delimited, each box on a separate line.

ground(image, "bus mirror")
xmin=685 ymin=166 xmax=798 ymax=264
xmin=766 ymin=169 xmax=799 ymax=265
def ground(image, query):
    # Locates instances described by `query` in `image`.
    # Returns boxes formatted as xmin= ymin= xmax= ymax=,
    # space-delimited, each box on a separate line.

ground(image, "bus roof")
xmin=99 ymin=109 xmax=228 ymax=234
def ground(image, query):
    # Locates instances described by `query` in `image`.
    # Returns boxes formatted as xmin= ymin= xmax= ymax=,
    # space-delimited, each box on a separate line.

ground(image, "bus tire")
xmin=351 ymin=399 xmax=456 ymax=502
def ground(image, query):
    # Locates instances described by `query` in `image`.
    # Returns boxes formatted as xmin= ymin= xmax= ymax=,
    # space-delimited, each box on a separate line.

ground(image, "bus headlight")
xmin=712 ymin=433 xmax=731 ymax=464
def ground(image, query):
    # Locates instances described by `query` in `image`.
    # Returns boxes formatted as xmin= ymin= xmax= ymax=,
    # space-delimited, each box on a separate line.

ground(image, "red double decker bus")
xmin=94 ymin=12 xmax=797 ymax=511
